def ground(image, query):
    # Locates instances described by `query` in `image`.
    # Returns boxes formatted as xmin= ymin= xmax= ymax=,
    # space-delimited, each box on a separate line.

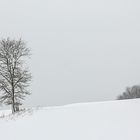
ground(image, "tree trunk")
xmin=12 ymin=83 xmax=15 ymax=114
xmin=12 ymin=103 xmax=15 ymax=114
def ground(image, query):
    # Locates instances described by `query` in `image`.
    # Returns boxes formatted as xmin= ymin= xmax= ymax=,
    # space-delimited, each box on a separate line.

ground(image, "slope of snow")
xmin=0 ymin=99 xmax=140 ymax=140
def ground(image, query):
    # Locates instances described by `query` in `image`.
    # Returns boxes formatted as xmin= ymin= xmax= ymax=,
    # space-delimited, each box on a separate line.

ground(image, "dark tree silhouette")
xmin=0 ymin=38 xmax=31 ymax=113
xmin=117 ymin=85 xmax=140 ymax=100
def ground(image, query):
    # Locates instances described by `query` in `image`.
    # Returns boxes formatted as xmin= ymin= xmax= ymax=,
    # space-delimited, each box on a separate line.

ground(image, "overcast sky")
xmin=0 ymin=0 xmax=140 ymax=107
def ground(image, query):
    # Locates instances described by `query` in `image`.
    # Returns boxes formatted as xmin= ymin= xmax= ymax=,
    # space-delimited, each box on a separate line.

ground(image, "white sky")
xmin=0 ymin=0 xmax=140 ymax=107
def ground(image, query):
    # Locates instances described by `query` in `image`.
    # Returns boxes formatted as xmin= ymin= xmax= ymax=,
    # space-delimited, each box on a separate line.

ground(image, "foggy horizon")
xmin=0 ymin=0 xmax=140 ymax=108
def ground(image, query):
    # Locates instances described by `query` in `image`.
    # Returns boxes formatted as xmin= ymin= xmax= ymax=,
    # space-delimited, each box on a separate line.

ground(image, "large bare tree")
xmin=0 ymin=38 xmax=31 ymax=113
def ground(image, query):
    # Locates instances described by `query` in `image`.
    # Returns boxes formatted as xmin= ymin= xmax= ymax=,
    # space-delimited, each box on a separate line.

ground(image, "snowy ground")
xmin=0 ymin=99 xmax=140 ymax=140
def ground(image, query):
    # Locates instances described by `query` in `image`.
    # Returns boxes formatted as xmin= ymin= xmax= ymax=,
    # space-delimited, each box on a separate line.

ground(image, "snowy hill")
xmin=0 ymin=99 xmax=140 ymax=140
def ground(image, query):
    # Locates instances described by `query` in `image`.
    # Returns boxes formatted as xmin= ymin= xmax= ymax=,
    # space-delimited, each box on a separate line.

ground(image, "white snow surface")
xmin=0 ymin=99 xmax=140 ymax=140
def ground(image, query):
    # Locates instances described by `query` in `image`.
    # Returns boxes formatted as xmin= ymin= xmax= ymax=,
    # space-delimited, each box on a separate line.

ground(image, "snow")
xmin=0 ymin=99 xmax=140 ymax=140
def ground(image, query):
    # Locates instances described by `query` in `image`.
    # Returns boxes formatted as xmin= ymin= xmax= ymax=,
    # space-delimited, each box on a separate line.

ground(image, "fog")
xmin=0 ymin=0 xmax=140 ymax=107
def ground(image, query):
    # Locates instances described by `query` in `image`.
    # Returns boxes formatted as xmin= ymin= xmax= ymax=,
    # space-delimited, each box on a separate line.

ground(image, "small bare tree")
xmin=0 ymin=38 xmax=31 ymax=113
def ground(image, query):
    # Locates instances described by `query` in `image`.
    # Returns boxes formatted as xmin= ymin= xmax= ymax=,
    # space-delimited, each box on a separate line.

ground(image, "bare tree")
xmin=0 ymin=38 xmax=31 ymax=113
xmin=117 ymin=85 xmax=140 ymax=100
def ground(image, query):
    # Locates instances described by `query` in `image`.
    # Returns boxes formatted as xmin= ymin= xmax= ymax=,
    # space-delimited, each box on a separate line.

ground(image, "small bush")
xmin=117 ymin=85 xmax=140 ymax=100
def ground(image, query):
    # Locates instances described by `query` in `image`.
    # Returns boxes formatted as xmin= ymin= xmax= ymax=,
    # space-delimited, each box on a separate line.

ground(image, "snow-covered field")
xmin=0 ymin=99 xmax=140 ymax=140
